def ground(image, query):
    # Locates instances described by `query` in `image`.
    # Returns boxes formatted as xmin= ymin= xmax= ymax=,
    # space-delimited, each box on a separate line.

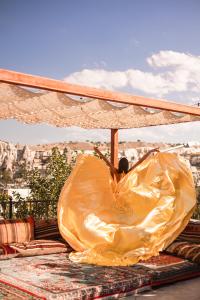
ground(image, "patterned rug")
xmin=133 ymin=253 xmax=200 ymax=286
xmin=0 ymin=253 xmax=150 ymax=299
xmin=0 ymin=280 xmax=44 ymax=300
xmin=0 ymin=253 xmax=199 ymax=299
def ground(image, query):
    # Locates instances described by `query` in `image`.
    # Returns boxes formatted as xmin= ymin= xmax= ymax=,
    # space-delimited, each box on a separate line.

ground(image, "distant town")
xmin=0 ymin=139 xmax=200 ymax=194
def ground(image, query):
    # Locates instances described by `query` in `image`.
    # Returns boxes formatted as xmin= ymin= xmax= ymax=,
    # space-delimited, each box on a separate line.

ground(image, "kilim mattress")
xmin=0 ymin=253 xmax=150 ymax=299
xmin=0 ymin=253 xmax=199 ymax=299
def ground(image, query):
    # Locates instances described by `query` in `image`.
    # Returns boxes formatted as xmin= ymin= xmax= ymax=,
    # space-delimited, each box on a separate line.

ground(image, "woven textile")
xmin=0 ymin=244 xmax=19 ymax=260
xmin=9 ymin=239 xmax=68 ymax=257
xmin=0 ymin=281 xmax=44 ymax=300
xmin=177 ymin=219 xmax=200 ymax=243
xmin=34 ymin=219 xmax=73 ymax=252
xmin=34 ymin=219 xmax=60 ymax=240
xmin=133 ymin=253 xmax=200 ymax=286
xmin=0 ymin=253 xmax=150 ymax=299
xmin=0 ymin=253 xmax=199 ymax=299
xmin=0 ymin=216 xmax=34 ymax=244
xmin=166 ymin=241 xmax=200 ymax=264
xmin=0 ymin=83 xmax=199 ymax=129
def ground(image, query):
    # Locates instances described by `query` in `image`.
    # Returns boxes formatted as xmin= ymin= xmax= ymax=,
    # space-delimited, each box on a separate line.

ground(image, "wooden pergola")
xmin=0 ymin=68 xmax=200 ymax=169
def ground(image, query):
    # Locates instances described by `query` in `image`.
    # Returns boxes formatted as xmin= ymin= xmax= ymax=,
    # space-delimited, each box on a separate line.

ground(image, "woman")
xmin=58 ymin=147 xmax=196 ymax=266
xmin=93 ymin=146 xmax=159 ymax=181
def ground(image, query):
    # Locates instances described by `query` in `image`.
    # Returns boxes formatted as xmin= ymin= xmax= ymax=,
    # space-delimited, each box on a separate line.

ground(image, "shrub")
xmin=193 ymin=187 xmax=200 ymax=220
xmin=7 ymin=147 xmax=76 ymax=220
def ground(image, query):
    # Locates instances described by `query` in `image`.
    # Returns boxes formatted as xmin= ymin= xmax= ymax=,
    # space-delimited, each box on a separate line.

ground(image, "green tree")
xmin=13 ymin=163 xmax=27 ymax=181
xmin=193 ymin=186 xmax=200 ymax=220
xmin=0 ymin=169 xmax=13 ymax=186
xmin=0 ymin=192 xmax=10 ymax=218
xmin=16 ymin=147 xmax=75 ymax=219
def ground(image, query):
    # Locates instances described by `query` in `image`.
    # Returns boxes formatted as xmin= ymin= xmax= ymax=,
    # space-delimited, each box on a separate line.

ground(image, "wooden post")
xmin=111 ymin=129 xmax=119 ymax=170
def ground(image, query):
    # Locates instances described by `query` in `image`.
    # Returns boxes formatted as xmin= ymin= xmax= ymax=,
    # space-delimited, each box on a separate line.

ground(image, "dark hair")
xmin=118 ymin=157 xmax=129 ymax=174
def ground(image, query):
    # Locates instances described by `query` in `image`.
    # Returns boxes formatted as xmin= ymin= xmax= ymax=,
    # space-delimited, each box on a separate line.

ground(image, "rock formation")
xmin=0 ymin=140 xmax=199 ymax=187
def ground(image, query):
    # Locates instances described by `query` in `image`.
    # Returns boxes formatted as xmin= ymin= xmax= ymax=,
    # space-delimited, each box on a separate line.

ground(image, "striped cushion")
xmin=34 ymin=219 xmax=60 ymax=240
xmin=35 ymin=219 xmax=73 ymax=251
xmin=177 ymin=219 xmax=200 ymax=243
xmin=0 ymin=216 xmax=34 ymax=244
xmin=166 ymin=241 xmax=200 ymax=264
xmin=9 ymin=239 xmax=68 ymax=257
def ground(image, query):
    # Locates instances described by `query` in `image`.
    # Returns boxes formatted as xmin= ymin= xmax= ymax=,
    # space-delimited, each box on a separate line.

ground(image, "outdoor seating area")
xmin=1 ymin=3 xmax=200 ymax=299
xmin=0 ymin=70 xmax=200 ymax=299
xmin=0 ymin=217 xmax=199 ymax=299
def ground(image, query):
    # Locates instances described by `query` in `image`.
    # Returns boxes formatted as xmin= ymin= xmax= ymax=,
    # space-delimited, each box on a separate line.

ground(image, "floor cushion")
xmin=34 ymin=218 xmax=60 ymax=240
xmin=0 ymin=253 xmax=151 ymax=299
xmin=132 ymin=253 xmax=200 ymax=287
xmin=0 ymin=243 xmax=19 ymax=260
xmin=34 ymin=218 xmax=74 ymax=252
xmin=0 ymin=216 xmax=34 ymax=244
xmin=177 ymin=219 xmax=200 ymax=243
xmin=9 ymin=239 xmax=69 ymax=257
xmin=0 ymin=252 xmax=199 ymax=299
xmin=166 ymin=241 xmax=200 ymax=264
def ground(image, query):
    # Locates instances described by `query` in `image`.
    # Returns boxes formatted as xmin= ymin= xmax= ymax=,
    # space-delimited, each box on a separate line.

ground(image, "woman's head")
xmin=118 ymin=157 xmax=129 ymax=174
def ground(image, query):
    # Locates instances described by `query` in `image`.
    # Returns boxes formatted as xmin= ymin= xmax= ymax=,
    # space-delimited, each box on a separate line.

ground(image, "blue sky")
xmin=0 ymin=0 xmax=200 ymax=144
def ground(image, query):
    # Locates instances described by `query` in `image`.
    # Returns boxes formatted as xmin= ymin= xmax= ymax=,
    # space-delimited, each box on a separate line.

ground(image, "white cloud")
xmin=147 ymin=51 xmax=200 ymax=94
xmin=66 ymin=69 xmax=128 ymax=90
xmin=64 ymin=50 xmax=200 ymax=99
xmin=126 ymin=69 xmax=169 ymax=95
xmin=147 ymin=51 xmax=197 ymax=68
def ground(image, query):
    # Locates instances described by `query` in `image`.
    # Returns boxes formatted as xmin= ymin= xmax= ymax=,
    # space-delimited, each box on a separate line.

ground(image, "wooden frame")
xmin=111 ymin=129 xmax=119 ymax=169
xmin=1 ymin=69 xmax=200 ymax=116
xmin=1 ymin=68 xmax=200 ymax=168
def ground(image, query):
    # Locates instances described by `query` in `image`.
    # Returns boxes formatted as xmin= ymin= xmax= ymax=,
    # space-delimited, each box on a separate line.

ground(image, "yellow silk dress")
xmin=57 ymin=152 xmax=196 ymax=266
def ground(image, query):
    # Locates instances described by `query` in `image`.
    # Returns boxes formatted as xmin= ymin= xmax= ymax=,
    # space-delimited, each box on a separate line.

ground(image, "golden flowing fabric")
xmin=58 ymin=152 xmax=196 ymax=266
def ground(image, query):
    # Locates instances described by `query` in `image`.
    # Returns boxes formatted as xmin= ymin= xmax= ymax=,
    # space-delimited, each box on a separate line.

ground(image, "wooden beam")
xmin=0 ymin=69 xmax=200 ymax=116
xmin=111 ymin=129 xmax=119 ymax=170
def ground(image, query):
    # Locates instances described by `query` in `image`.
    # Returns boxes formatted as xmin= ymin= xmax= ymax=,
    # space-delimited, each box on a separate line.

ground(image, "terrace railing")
xmin=0 ymin=198 xmax=57 ymax=220
xmin=0 ymin=196 xmax=200 ymax=220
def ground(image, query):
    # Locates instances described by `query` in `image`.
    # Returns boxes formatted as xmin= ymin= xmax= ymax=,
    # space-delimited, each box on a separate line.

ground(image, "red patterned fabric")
xmin=0 ymin=280 xmax=44 ymax=299
xmin=0 ymin=244 xmax=17 ymax=255
xmin=34 ymin=219 xmax=60 ymax=240
xmin=0 ymin=253 xmax=151 ymax=299
xmin=0 ymin=216 xmax=34 ymax=244
xmin=177 ymin=219 xmax=200 ymax=243
xmin=134 ymin=253 xmax=200 ymax=286
xmin=139 ymin=253 xmax=186 ymax=268
xmin=34 ymin=218 xmax=73 ymax=250
xmin=0 ymin=244 xmax=19 ymax=260
xmin=9 ymin=239 xmax=68 ymax=257
xmin=166 ymin=241 xmax=200 ymax=264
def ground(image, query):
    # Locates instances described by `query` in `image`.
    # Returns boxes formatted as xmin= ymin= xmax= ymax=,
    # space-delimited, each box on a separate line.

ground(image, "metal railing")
xmin=0 ymin=198 xmax=57 ymax=220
